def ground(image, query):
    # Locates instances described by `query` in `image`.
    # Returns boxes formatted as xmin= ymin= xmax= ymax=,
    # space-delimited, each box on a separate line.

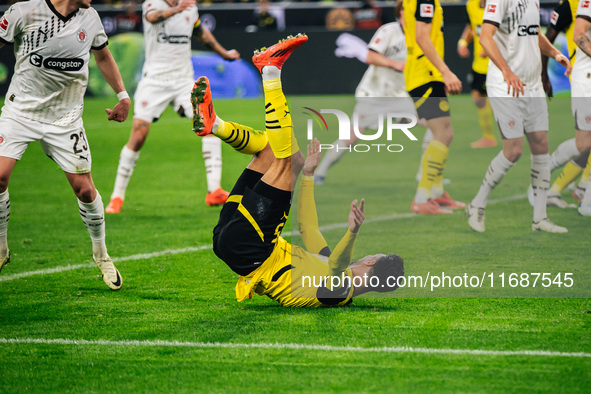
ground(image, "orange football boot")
xmin=105 ymin=197 xmax=123 ymax=214
xmin=433 ymin=192 xmax=466 ymax=209
xmin=206 ymin=187 xmax=230 ymax=206
xmin=191 ymin=76 xmax=217 ymax=136
xmin=411 ymin=199 xmax=453 ymax=214
xmin=252 ymin=33 xmax=308 ymax=72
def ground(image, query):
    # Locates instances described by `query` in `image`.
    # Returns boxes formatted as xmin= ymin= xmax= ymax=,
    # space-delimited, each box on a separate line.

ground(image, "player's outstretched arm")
xmin=366 ymin=50 xmax=405 ymax=72
xmin=415 ymin=21 xmax=462 ymax=94
xmin=92 ymin=47 xmax=131 ymax=122
xmin=328 ymin=198 xmax=364 ymax=276
xmin=194 ymin=25 xmax=240 ymax=61
xmin=539 ymin=31 xmax=571 ymax=77
xmin=574 ymin=16 xmax=591 ymax=58
xmin=145 ymin=0 xmax=196 ymax=24
xmin=298 ymin=139 xmax=330 ymax=255
xmin=480 ymin=22 xmax=524 ymax=97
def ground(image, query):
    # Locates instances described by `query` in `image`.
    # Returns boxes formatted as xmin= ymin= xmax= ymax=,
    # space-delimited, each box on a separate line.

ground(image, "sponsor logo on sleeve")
xmin=582 ymin=0 xmax=590 ymax=8
xmin=551 ymin=11 xmax=559 ymax=24
xmin=486 ymin=4 xmax=497 ymax=13
xmin=0 ymin=16 xmax=8 ymax=31
xmin=420 ymin=4 xmax=434 ymax=18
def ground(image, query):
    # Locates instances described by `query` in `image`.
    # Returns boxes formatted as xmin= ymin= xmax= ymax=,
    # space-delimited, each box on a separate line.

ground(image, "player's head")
xmin=350 ymin=253 xmax=404 ymax=293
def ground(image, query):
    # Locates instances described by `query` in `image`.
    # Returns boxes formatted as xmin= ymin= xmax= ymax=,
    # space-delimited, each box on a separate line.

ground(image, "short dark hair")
xmin=368 ymin=254 xmax=404 ymax=292
xmin=395 ymin=1 xmax=403 ymax=20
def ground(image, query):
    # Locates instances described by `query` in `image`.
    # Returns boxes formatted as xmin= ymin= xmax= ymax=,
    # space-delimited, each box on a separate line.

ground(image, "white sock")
xmin=202 ymin=136 xmax=222 ymax=192
xmin=550 ymin=138 xmax=579 ymax=171
xmin=78 ymin=192 xmax=108 ymax=260
xmin=315 ymin=140 xmax=349 ymax=179
xmin=261 ymin=66 xmax=280 ymax=81
xmin=581 ymin=180 xmax=591 ymax=206
xmin=531 ymin=154 xmax=550 ymax=222
xmin=0 ymin=190 xmax=9 ymax=257
xmin=471 ymin=151 xmax=515 ymax=208
xmin=416 ymin=128 xmax=433 ymax=182
xmin=111 ymin=146 xmax=140 ymax=200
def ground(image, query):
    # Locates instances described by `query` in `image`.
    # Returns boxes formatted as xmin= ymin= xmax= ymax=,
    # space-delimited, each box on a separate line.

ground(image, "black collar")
xmin=45 ymin=0 xmax=79 ymax=23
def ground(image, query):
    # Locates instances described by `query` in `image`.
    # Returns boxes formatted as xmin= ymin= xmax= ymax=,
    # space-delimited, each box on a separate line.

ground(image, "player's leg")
xmin=0 ymin=157 xmax=16 ymax=272
xmin=106 ymin=118 xmax=149 ymax=214
xmin=546 ymin=151 xmax=588 ymax=208
xmin=574 ymin=154 xmax=591 ymax=202
xmin=470 ymin=72 xmax=496 ymax=148
xmin=410 ymin=82 xmax=464 ymax=214
xmin=526 ymin=131 xmax=567 ymax=233
xmin=314 ymin=127 xmax=361 ymax=185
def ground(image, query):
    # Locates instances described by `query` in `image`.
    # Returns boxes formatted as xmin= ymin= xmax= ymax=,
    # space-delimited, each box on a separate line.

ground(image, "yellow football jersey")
xmin=550 ymin=0 xmax=579 ymax=66
xmin=234 ymin=237 xmax=355 ymax=308
xmin=466 ymin=0 xmax=489 ymax=75
xmin=403 ymin=0 xmax=445 ymax=91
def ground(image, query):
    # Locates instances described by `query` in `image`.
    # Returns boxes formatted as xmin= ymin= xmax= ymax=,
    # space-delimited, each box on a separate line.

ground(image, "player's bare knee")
xmin=575 ymin=130 xmax=591 ymax=152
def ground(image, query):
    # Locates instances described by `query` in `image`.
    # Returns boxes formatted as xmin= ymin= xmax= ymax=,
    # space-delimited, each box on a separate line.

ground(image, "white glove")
xmin=335 ymin=33 xmax=369 ymax=64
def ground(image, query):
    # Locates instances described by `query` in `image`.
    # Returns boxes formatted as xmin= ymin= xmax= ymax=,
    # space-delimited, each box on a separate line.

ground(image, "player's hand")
xmin=303 ymin=138 xmax=322 ymax=176
xmin=223 ymin=49 xmax=241 ymax=61
xmin=176 ymin=0 xmax=196 ymax=12
xmin=555 ymin=53 xmax=572 ymax=77
xmin=105 ymin=98 xmax=130 ymax=122
xmin=542 ymin=71 xmax=553 ymax=98
xmin=348 ymin=198 xmax=365 ymax=233
xmin=502 ymin=69 xmax=525 ymax=97
xmin=442 ymin=70 xmax=462 ymax=95
xmin=457 ymin=44 xmax=470 ymax=58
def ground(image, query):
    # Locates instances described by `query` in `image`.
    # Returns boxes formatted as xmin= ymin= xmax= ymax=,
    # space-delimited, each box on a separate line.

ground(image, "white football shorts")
xmin=487 ymin=82 xmax=549 ymax=139
xmin=133 ymin=77 xmax=194 ymax=123
xmin=0 ymin=114 xmax=92 ymax=174
xmin=571 ymin=70 xmax=591 ymax=132
xmin=353 ymin=95 xmax=417 ymax=130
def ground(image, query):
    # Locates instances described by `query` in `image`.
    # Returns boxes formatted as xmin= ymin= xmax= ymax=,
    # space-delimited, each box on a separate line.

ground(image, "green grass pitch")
xmin=0 ymin=96 xmax=589 ymax=392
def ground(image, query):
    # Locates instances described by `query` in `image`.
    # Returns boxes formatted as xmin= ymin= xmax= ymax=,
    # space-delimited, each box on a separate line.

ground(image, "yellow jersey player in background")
xmin=191 ymin=35 xmax=404 ymax=307
xmin=457 ymin=0 xmax=497 ymax=148
xmin=402 ymin=0 xmax=465 ymax=215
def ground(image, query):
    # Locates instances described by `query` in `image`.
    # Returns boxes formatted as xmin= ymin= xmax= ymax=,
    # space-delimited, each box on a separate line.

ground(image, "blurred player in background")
xmin=403 ymin=0 xmax=465 ymax=214
xmin=0 ymin=0 xmax=130 ymax=289
xmin=192 ymin=35 xmax=404 ymax=307
xmin=572 ymin=0 xmax=591 ymax=216
xmin=465 ymin=0 xmax=571 ymax=233
xmin=538 ymin=0 xmax=590 ymax=208
xmin=457 ymin=0 xmax=497 ymax=148
xmin=314 ymin=2 xmax=434 ymax=186
xmin=106 ymin=0 xmax=240 ymax=213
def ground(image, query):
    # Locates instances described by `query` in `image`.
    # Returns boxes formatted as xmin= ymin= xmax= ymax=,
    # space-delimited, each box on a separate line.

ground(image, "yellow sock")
xmin=263 ymin=78 xmax=299 ymax=159
xmin=417 ymin=140 xmax=449 ymax=202
xmin=214 ymin=119 xmax=268 ymax=155
xmin=478 ymin=101 xmax=495 ymax=141
xmin=550 ymin=161 xmax=583 ymax=194
xmin=582 ymin=156 xmax=591 ymax=184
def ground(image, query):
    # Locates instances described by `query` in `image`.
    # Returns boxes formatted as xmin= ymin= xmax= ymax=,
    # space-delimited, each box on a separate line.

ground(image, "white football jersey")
xmin=355 ymin=22 xmax=407 ymax=98
xmin=141 ymin=0 xmax=198 ymax=81
xmin=0 ymin=0 xmax=108 ymax=125
xmin=573 ymin=0 xmax=591 ymax=81
xmin=483 ymin=0 xmax=542 ymax=87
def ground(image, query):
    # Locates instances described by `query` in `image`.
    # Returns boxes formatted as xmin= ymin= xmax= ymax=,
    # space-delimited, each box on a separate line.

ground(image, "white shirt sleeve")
xmin=0 ymin=4 xmax=22 ymax=45
xmin=577 ymin=0 xmax=591 ymax=20
xmin=90 ymin=8 xmax=108 ymax=49
xmin=483 ymin=0 xmax=505 ymax=26
xmin=367 ymin=25 xmax=390 ymax=55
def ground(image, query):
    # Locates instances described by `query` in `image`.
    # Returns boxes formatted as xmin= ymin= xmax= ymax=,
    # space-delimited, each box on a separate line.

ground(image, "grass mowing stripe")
xmin=0 ymin=245 xmax=213 ymax=283
xmin=1 ymin=337 xmax=589 ymax=358
xmin=0 ymin=193 xmax=527 ymax=283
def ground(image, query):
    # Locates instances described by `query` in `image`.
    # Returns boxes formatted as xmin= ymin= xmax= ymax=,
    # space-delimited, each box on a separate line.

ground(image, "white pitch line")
xmin=0 ymin=337 xmax=588 ymax=358
xmin=0 ymin=193 xmax=527 ymax=283
xmin=0 ymin=245 xmax=212 ymax=283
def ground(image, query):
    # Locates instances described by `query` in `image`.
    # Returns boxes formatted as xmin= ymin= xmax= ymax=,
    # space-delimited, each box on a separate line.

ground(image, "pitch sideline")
xmin=0 ymin=337 xmax=588 ymax=358
xmin=0 ymin=194 xmax=526 ymax=283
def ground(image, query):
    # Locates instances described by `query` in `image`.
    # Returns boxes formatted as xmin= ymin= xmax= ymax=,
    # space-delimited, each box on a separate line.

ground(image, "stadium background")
xmin=0 ymin=0 xmax=571 ymax=98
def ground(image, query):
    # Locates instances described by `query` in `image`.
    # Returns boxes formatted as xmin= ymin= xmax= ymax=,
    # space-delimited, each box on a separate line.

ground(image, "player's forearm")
xmin=574 ymin=18 xmax=591 ymax=58
xmin=365 ymin=50 xmax=403 ymax=70
xmin=459 ymin=24 xmax=474 ymax=45
xmin=297 ymin=176 xmax=329 ymax=254
xmin=415 ymin=25 xmax=451 ymax=75
xmin=328 ymin=229 xmax=358 ymax=276
xmin=196 ymin=27 xmax=229 ymax=58
xmin=93 ymin=48 xmax=126 ymax=94
xmin=145 ymin=8 xmax=180 ymax=24
xmin=539 ymin=33 xmax=561 ymax=58
xmin=480 ymin=27 xmax=511 ymax=75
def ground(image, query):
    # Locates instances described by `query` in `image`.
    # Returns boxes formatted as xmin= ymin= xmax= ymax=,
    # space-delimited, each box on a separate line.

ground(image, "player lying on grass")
xmin=192 ymin=35 xmax=404 ymax=307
